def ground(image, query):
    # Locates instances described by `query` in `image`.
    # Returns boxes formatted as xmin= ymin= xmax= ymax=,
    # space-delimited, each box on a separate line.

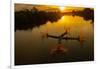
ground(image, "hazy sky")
xmin=15 ymin=3 xmax=86 ymax=12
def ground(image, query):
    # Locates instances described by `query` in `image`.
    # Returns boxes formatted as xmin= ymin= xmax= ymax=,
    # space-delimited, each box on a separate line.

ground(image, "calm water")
xmin=15 ymin=15 xmax=94 ymax=65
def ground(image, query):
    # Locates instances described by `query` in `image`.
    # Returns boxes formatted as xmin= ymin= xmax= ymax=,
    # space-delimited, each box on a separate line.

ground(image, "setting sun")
xmin=59 ymin=6 xmax=66 ymax=12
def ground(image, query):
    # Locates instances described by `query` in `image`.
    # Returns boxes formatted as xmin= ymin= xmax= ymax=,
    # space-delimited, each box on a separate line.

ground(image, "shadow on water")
xmin=61 ymin=8 xmax=94 ymax=22
xmin=15 ymin=7 xmax=61 ymax=31
xmin=15 ymin=8 xmax=94 ymax=31
xmin=73 ymin=8 xmax=94 ymax=22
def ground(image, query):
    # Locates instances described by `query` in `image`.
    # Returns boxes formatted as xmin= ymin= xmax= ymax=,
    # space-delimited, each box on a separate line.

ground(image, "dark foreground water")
xmin=15 ymin=15 xmax=94 ymax=65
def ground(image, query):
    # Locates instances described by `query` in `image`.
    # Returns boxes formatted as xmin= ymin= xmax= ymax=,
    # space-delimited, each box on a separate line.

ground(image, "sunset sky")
xmin=15 ymin=4 xmax=85 ymax=12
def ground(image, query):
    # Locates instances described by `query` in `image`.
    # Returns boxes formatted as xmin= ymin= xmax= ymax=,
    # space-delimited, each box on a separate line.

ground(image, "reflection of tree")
xmin=61 ymin=8 xmax=94 ymax=22
xmin=73 ymin=8 xmax=94 ymax=22
xmin=15 ymin=8 xmax=61 ymax=31
xmin=15 ymin=8 xmax=94 ymax=31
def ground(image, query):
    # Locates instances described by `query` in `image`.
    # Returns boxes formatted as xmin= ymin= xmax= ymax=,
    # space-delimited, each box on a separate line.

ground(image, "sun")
xmin=59 ymin=6 xmax=66 ymax=12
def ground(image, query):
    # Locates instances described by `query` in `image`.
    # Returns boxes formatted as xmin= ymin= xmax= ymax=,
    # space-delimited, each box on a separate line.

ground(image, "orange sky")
xmin=15 ymin=3 xmax=93 ymax=12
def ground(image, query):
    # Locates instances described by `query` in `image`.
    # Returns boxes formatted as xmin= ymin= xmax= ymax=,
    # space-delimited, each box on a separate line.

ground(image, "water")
xmin=15 ymin=15 xmax=94 ymax=65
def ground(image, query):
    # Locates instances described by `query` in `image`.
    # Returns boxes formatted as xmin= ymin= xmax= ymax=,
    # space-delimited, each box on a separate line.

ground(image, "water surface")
xmin=15 ymin=15 xmax=94 ymax=65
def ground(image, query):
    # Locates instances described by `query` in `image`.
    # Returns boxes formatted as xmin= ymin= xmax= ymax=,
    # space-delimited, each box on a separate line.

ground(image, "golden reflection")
xmin=61 ymin=16 xmax=65 ymax=20
xmin=59 ymin=16 xmax=71 ymax=27
xmin=39 ymin=15 xmax=93 ymax=35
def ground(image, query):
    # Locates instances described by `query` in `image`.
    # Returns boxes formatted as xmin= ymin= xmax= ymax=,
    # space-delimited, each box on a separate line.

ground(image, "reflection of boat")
xmin=50 ymin=44 xmax=67 ymax=55
xmin=41 ymin=28 xmax=85 ymax=56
